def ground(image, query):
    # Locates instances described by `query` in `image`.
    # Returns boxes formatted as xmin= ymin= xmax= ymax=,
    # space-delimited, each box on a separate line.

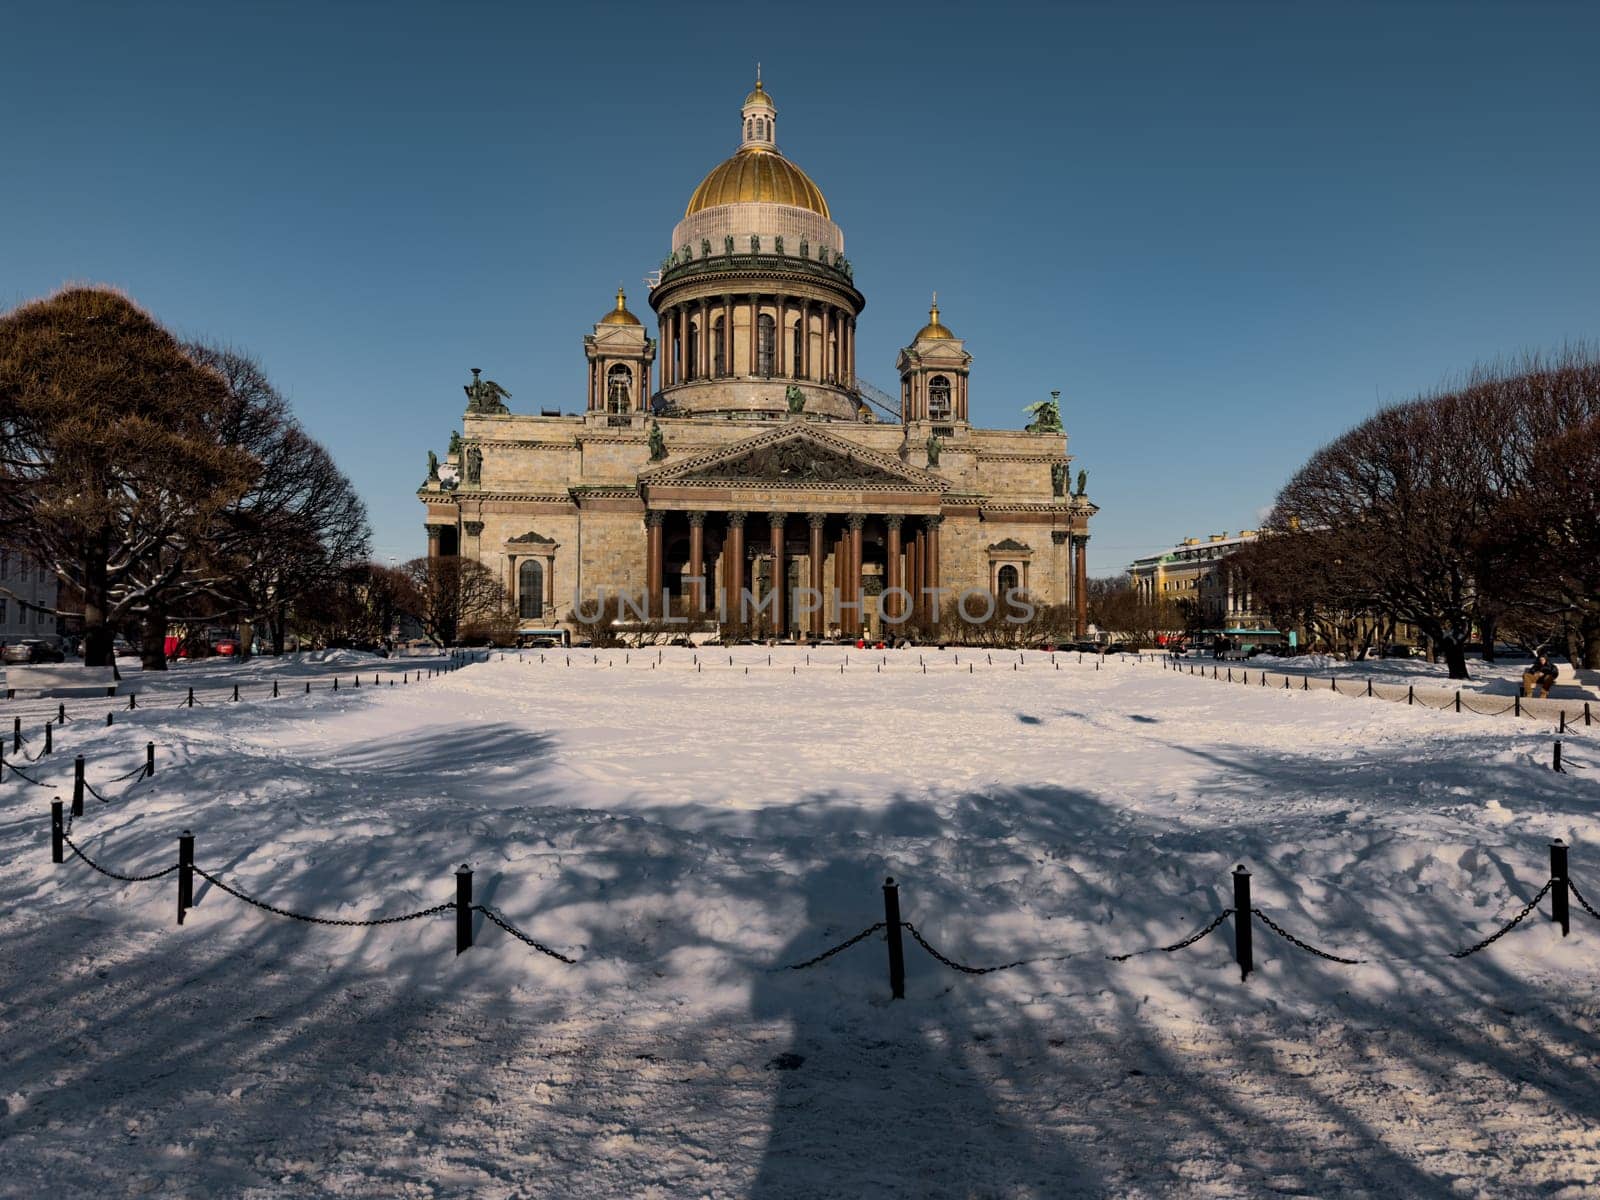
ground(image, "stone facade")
xmin=419 ymin=78 xmax=1096 ymax=639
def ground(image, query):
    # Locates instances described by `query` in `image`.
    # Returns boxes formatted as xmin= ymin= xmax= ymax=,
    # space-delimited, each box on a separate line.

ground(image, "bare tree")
xmin=400 ymin=556 xmax=506 ymax=646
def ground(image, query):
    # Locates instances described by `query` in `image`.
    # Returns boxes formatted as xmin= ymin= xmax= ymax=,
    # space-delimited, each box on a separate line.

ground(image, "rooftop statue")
xmin=1051 ymin=460 xmax=1068 ymax=497
xmin=1076 ymin=469 xmax=1088 ymax=497
xmin=464 ymin=367 xmax=511 ymax=415
xmin=926 ymin=433 xmax=942 ymax=467
xmin=1024 ymin=390 xmax=1063 ymax=434
xmin=426 ymin=450 xmax=439 ymax=480
xmin=785 ymin=384 xmax=805 ymax=414
xmin=648 ymin=420 xmax=667 ymax=462
xmin=448 ymin=430 xmax=462 ymax=456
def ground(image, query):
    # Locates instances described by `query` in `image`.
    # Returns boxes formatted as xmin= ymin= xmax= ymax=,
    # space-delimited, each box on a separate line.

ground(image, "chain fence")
xmin=473 ymin=904 xmax=578 ymax=962
xmin=782 ymin=922 xmax=887 ymax=970
xmin=1250 ymin=907 xmax=1364 ymax=964
xmin=1448 ymin=880 xmax=1556 ymax=958
xmin=1105 ymin=909 xmax=1235 ymax=962
xmin=64 ymin=833 xmax=181 ymax=883
xmin=190 ymin=864 xmax=455 ymax=927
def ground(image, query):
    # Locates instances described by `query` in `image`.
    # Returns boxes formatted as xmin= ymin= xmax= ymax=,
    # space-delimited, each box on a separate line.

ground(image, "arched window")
xmin=997 ymin=564 xmax=1020 ymax=596
xmin=686 ymin=322 xmax=698 ymax=379
xmin=518 ymin=560 xmax=544 ymax=620
xmin=792 ymin=321 xmax=804 ymax=376
xmin=929 ymin=375 xmax=952 ymax=420
xmin=757 ymin=313 xmax=776 ymax=376
xmin=745 ymin=118 xmax=752 ymax=139
xmin=713 ymin=316 xmax=726 ymax=376
xmin=606 ymin=365 xmax=632 ymax=412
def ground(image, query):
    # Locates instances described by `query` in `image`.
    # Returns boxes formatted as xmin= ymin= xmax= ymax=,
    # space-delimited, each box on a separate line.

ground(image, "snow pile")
xmin=3 ymin=648 xmax=1599 ymax=1196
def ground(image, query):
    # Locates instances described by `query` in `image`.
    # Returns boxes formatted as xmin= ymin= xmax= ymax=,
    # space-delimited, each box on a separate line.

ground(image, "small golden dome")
xmin=685 ymin=146 xmax=830 ymax=218
xmin=743 ymin=79 xmax=774 ymax=109
xmin=915 ymin=298 xmax=956 ymax=341
xmin=599 ymin=286 xmax=641 ymax=326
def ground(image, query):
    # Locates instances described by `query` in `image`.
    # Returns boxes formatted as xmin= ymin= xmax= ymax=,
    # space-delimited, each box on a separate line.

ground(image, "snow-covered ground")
xmin=3 ymin=649 xmax=1599 ymax=1198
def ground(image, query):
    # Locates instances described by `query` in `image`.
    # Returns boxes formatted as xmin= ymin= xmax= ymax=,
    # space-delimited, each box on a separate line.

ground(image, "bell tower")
xmin=896 ymin=295 xmax=972 ymax=424
xmin=584 ymin=287 xmax=655 ymax=414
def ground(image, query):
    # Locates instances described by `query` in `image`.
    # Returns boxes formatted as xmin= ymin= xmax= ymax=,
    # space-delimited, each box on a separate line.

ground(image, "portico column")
xmin=831 ymin=526 xmax=846 ymax=632
xmin=846 ymin=513 xmax=865 ymax=638
xmin=426 ymin=525 xmax=442 ymax=560
xmin=688 ymin=512 xmax=706 ymax=614
xmin=1073 ymin=533 xmax=1090 ymax=637
xmin=926 ymin=515 xmax=942 ymax=628
xmin=1052 ymin=531 xmax=1070 ymax=612
xmin=727 ymin=512 xmax=747 ymax=626
xmin=907 ymin=527 xmax=921 ymax=625
xmin=884 ymin=515 xmax=904 ymax=626
xmin=646 ymin=511 xmax=666 ymax=618
xmin=808 ymin=514 xmax=827 ymax=636
xmin=769 ymin=513 xmax=787 ymax=635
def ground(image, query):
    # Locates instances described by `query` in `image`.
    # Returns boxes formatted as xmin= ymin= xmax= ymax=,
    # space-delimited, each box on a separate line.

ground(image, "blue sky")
xmin=4 ymin=1 xmax=1596 ymax=573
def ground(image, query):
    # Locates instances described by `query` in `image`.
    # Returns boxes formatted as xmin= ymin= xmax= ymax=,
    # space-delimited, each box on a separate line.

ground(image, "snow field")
xmin=3 ymin=648 xmax=1600 ymax=1197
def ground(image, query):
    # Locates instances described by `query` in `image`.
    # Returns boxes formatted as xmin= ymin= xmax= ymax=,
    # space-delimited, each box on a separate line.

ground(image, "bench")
xmin=4 ymin=664 xmax=119 ymax=699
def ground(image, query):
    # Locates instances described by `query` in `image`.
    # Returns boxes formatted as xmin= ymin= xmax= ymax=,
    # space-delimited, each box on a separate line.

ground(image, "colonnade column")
xmin=768 ymin=513 xmax=787 ymax=635
xmin=658 ymin=314 xmax=670 ymax=387
xmin=426 ymin=525 xmax=442 ymax=560
xmin=747 ymin=294 xmax=760 ymax=375
xmin=799 ymin=301 xmax=811 ymax=380
xmin=688 ymin=512 xmax=706 ymax=614
xmin=845 ymin=513 xmax=865 ymax=638
xmin=884 ymin=515 xmax=903 ymax=624
xmin=1073 ymin=534 xmax=1090 ymax=637
xmin=645 ymin=511 xmax=665 ymax=618
xmin=775 ymin=295 xmax=787 ymax=378
xmin=699 ymin=299 xmax=711 ymax=382
xmin=727 ymin=512 xmax=747 ymax=625
xmin=808 ymin=514 xmax=826 ymax=637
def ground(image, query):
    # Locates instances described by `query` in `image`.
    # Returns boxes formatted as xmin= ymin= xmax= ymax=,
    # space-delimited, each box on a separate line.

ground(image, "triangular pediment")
xmin=642 ymin=426 xmax=947 ymax=492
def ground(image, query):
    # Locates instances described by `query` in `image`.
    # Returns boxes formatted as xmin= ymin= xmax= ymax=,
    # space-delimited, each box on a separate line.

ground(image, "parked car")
xmin=2 ymin=636 xmax=67 ymax=664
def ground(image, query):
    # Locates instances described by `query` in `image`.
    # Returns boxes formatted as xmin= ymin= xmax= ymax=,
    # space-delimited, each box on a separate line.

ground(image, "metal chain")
xmin=1249 ymin=907 xmax=1363 ymax=964
xmin=901 ymin=921 xmax=1048 ymax=974
xmin=190 ymin=864 xmax=454 ymax=926
xmin=1106 ymin=909 xmax=1234 ymax=962
xmin=781 ymin=922 xmax=887 ymax=970
xmin=472 ymin=904 xmax=577 ymax=962
xmin=1567 ymin=877 xmax=1600 ymax=923
xmin=2 ymin=761 xmax=51 ymax=788
xmin=64 ymin=833 xmax=180 ymax=883
xmin=1448 ymin=879 xmax=1554 ymax=958
xmin=105 ymin=762 xmax=151 ymax=783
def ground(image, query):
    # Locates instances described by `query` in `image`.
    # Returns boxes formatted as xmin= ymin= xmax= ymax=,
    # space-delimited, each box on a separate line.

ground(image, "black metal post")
xmin=177 ymin=830 xmax=194 ymax=925
xmin=51 ymin=800 xmax=64 ymax=863
xmin=44 ymin=722 xmax=52 ymax=754
xmin=106 ymin=712 xmax=113 ymax=727
xmin=333 ymin=677 xmax=338 ymax=691
xmin=305 ymin=681 xmax=310 ymax=694
xmin=187 ymin=688 xmax=195 ymax=708
xmin=1514 ymin=695 xmax=1521 ymax=717
xmin=354 ymin=675 xmax=360 ymax=688
xmin=73 ymin=756 xmax=85 ymax=816
xmin=146 ymin=742 xmax=155 ymax=777
xmin=1233 ymin=865 xmax=1253 ymax=981
xmin=1408 ymin=686 xmax=1414 ymax=705
xmin=1366 ymin=679 xmax=1373 ymax=698
xmin=1455 ymin=691 xmax=1462 ymax=713
xmin=1551 ymin=839 xmax=1569 ymax=937
xmin=232 ymin=684 xmax=240 ymax=702
xmin=883 ymin=877 xmax=906 ymax=1000
xmin=1554 ymin=741 xmax=1563 ymax=774
xmin=273 ymin=679 xmax=280 ymax=698
xmin=1560 ymin=711 xmax=1567 ymax=734
xmin=456 ymin=864 xmax=473 ymax=955
xmin=58 ymin=703 xmax=66 ymax=724
xmin=12 ymin=717 xmax=19 ymax=753
xmin=128 ymin=693 xmax=136 ymax=710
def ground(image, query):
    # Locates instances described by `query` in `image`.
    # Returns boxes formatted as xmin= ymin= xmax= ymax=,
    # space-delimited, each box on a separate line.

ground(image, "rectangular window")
xmin=0 ymin=549 xmax=8 ymax=576
xmin=0 ymin=598 xmax=7 ymax=624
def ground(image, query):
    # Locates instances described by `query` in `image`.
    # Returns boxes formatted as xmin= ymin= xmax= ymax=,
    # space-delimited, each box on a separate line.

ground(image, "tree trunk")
xmin=237 ymin=616 xmax=254 ymax=662
xmin=1582 ymin=613 xmax=1600 ymax=671
xmin=1441 ymin=638 xmax=1470 ymax=680
xmin=1481 ymin=616 xmax=1497 ymax=663
xmin=271 ymin=607 xmax=286 ymax=656
xmin=80 ymin=551 xmax=113 ymax=667
xmin=138 ymin=610 xmax=168 ymax=671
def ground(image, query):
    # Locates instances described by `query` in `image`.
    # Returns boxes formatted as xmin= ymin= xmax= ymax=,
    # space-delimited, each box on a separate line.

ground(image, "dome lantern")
xmin=599 ymin=285 xmax=641 ymax=326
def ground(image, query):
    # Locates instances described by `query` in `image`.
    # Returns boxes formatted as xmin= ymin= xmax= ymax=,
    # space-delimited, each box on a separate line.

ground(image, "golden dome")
xmin=915 ymin=298 xmax=956 ymax=341
xmin=685 ymin=146 xmax=830 ymax=218
xmin=599 ymin=286 xmax=641 ymax=326
xmin=743 ymin=79 xmax=774 ymax=109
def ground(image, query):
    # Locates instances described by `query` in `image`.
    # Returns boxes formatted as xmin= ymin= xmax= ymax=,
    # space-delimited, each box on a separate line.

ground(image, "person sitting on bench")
xmin=1522 ymin=652 xmax=1559 ymax=698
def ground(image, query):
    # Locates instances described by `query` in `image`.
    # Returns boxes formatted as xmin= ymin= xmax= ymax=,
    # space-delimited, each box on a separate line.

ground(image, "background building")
xmin=0 ymin=545 xmax=60 ymax=642
xmin=420 ymin=78 xmax=1097 ymax=639
xmin=1128 ymin=531 xmax=1265 ymax=633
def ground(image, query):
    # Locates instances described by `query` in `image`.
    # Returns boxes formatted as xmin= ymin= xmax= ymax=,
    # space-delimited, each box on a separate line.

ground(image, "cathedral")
xmin=419 ymin=77 xmax=1096 ymax=640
